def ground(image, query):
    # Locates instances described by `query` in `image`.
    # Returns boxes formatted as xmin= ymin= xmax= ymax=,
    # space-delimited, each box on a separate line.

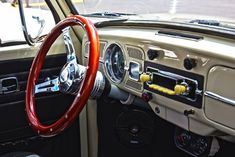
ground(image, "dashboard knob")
xmin=147 ymin=49 xmax=159 ymax=60
xmin=140 ymin=73 xmax=151 ymax=82
xmin=184 ymin=57 xmax=197 ymax=70
xmin=141 ymin=92 xmax=152 ymax=102
xmin=174 ymin=84 xmax=187 ymax=95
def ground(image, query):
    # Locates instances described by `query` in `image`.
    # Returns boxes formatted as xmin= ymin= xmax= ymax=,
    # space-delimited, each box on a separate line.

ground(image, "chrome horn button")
xmin=59 ymin=62 xmax=80 ymax=94
xmin=58 ymin=61 xmax=87 ymax=95
xmin=60 ymin=68 xmax=69 ymax=83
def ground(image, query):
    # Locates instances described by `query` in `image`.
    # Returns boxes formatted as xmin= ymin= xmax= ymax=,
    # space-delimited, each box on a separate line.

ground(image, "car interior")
xmin=1 ymin=0 xmax=235 ymax=157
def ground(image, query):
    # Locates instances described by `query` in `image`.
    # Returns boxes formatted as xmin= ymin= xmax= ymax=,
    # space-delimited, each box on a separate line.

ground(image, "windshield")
xmin=72 ymin=0 xmax=235 ymax=25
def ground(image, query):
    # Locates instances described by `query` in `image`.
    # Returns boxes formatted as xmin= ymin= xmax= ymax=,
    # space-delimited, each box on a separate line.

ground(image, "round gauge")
xmin=104 ymin=43 xmax=125 ymax=83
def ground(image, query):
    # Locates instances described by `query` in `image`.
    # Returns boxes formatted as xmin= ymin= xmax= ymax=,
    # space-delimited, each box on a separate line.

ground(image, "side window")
xmin=0 ymin=0 xmax=55 ymax=46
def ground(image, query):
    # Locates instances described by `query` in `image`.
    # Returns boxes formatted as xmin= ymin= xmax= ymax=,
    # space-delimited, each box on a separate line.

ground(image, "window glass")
xmin=0 ymin=0 xmax=55 ymax=44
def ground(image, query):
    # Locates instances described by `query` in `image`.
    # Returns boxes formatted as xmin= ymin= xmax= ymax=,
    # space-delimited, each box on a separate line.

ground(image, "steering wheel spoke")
xmin=62 ymin=27 xmax=77 ymax=63
xmin=34 ymin=77 xmax=60 ymax=94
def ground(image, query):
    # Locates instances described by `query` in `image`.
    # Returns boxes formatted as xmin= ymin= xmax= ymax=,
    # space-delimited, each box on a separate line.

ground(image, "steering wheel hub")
xmin=60 ymin=68 xmax=69 ymax=83
xmin=59 ymin=62 xmax=86 ymax=94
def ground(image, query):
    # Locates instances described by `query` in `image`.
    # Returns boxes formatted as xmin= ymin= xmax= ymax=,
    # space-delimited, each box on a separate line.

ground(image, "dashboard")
xmin=82 ymin=24 xmax=235 ymax=141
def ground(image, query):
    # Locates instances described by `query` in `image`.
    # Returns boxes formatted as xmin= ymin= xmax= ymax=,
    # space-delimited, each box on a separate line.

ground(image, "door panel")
xmin=0 ymin=50 xmax=80 ymax=156
xmin=0 ymin=53 xmax=74 ymax=141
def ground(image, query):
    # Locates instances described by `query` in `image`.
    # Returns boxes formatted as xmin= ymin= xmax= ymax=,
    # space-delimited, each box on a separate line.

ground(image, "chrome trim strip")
xmin=204 ymin=91 xmax=235 ymax=106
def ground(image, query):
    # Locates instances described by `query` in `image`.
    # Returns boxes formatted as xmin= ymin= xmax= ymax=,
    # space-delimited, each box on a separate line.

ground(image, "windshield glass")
xmin=72 ymin=0 xmax=235 ymax=25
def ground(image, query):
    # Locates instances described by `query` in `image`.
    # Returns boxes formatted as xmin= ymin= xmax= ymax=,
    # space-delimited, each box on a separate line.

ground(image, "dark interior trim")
xmin=45 ymin=0 xmax=60 ymax=23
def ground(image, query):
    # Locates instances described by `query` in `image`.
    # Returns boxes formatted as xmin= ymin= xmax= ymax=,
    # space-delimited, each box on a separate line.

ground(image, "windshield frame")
xmin=65 ymin=0 xmax=79 ymax=15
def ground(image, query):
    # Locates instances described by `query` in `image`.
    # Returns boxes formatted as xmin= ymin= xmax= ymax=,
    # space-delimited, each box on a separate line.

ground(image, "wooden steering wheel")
xmin=25 ymin=15 xmax=100 ymax=137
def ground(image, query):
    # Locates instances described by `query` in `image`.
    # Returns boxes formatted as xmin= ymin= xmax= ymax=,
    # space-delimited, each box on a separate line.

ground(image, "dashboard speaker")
xmin=115 ymin=109 xmax=155 ymax=147
xmin=127 ymin=47 xmax=144 ymax=60
xmin=97 ymin=98 xmax=189 ymax=157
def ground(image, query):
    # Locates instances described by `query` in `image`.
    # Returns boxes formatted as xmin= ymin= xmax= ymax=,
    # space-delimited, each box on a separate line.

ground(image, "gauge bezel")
xmin=104 ymin=43 xmax=126 ymax=83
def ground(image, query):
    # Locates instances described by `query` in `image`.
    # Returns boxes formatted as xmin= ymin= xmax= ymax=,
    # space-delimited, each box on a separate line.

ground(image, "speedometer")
xmin=104 ymin=43 xmax=125 ymax=83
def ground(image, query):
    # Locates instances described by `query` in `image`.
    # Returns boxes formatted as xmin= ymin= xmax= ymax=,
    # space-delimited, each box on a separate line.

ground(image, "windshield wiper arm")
xmin=84 ymin=12 xmax=136 ymax=18
xmin=189 ymin=19 xmax=220 ymax=26
xmin=189 ymin=19 xmax=235 ymax=30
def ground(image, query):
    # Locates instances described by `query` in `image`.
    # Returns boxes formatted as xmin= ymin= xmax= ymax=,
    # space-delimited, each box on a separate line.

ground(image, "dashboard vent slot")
xmin=127 ymin=47 xmax=144 ymax=60
xmin=157 ymin=30 xmax=203 ymax=41
xmin=126 ymin=80 xmax=142 ymax=90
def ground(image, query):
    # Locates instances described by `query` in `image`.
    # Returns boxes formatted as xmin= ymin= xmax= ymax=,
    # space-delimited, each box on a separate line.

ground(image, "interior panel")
xmin=82 ymin=23 xmax=235 ymax=143
xmin=0 ymin=53 xmax=80 ymax=156
xmin=205 ymin=66 xmax=235 ymax=129
xmin=0 ymin=54 xmax=74 ymax=140
xmin=97 ymin=97 xmax=190 ymax=157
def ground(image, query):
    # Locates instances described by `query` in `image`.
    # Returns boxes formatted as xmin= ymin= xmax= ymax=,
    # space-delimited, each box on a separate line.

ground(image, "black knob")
xmin=184 ymin=57 xmax=197 ymax=70
xmin=141 ymin=92 xmax=152 ymax=102
xmin=147 ymin=49 xmax=159 ymax=60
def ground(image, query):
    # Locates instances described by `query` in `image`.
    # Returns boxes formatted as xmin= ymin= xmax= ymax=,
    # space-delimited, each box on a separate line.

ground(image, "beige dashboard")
xmin=82 ymin=25 xmax=235 ymax=140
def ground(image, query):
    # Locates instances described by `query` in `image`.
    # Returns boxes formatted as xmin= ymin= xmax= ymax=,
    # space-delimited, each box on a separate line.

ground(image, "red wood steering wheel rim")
xmin=25 ymin=15 xmax=100 ymax=137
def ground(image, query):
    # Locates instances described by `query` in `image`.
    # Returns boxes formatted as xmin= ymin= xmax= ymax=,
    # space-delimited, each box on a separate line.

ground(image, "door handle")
xmin=0 ymin=77 xmax=19 ymax=94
